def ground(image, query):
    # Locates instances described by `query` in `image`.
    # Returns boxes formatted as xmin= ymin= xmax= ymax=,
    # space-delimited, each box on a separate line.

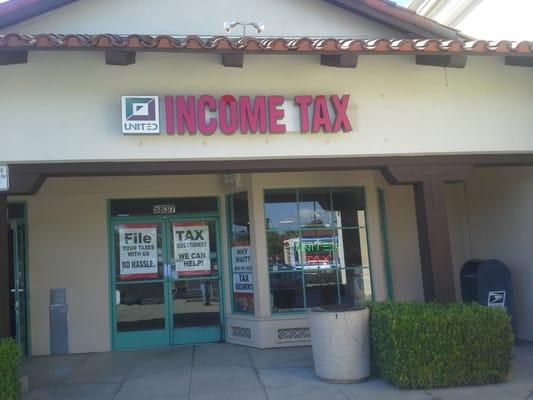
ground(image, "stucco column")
xmin=362 ymin=177 xmax=388 ymax=302
xmin=412 ymin=177 xmax=455 ymax=302
xmin=247 ymin=175 xmax=271 ymax=318
xmin=0 ymin=194 xmax=10 ymax=337
xmin=383 ymin=165 xmax=473 ymax=303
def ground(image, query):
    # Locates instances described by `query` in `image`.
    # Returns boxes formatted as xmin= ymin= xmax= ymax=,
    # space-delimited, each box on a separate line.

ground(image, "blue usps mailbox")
xmin=460 ymin=259 xmax=514 ymax=327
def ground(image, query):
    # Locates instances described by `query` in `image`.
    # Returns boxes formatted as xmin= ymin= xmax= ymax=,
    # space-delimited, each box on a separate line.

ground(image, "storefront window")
xmin=227 ymin=193 xmax=255 ymax=313
xmin=264 ymin=188 xmax=372 ymax=313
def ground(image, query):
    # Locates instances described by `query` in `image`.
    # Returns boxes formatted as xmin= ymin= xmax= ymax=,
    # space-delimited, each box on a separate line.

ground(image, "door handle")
xmin=10 ymin=289 xmax=24 ymax=293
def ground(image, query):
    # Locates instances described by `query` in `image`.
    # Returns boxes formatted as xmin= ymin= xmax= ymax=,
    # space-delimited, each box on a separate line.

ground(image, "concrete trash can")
xmin=310 ymin=304 xmax=370 ymax=383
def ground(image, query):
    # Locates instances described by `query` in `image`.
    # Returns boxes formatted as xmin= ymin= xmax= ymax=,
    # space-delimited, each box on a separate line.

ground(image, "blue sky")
xmin=394 ymin=0 xmax=412 ymax=6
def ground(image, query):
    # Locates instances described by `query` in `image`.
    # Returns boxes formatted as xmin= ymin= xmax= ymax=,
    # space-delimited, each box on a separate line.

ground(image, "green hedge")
xmin=0 ymin=338 xmax=21 ymax=400
xmin=369 ymin=302 xmax=513 ymax=389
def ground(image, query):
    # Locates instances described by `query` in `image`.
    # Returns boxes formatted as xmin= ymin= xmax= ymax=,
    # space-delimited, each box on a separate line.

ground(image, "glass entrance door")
xmin=111 ymin=217 xmax=223 ymax=350
xmin=168 ymin=219 xmax=222 ymax=345
xmin=112 ymin=220 xmax=168 ymax=349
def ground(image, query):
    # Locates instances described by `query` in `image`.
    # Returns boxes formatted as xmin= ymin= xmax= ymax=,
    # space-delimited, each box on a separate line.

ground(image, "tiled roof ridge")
xmin=0 ymin=34 xmax=531 ymax=54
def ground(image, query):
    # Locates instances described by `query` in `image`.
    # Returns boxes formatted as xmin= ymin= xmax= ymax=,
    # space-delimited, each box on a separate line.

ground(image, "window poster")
xmin=232 ymin=245 xmax=253 ymax=294
xmin=119 ymin=224 xmax=159 ymax=279
xmin=173 ymin=222 xmax=211 ymax=276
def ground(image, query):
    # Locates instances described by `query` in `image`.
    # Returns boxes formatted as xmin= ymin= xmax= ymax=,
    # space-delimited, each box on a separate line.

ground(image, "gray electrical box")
xmin=50 ymin=288 xmax=69 ymax=355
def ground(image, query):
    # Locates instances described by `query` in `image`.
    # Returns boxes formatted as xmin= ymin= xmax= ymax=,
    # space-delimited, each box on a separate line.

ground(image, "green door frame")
xmin=377 ymin=189 xmax=394 ymax=300
xmin=108 ymin=213 xmax=225 ymax=350
xmin=109 ymin=216 xmax=168 ymax=350
xmin=7 ymin=202 xmax=30 ymax=356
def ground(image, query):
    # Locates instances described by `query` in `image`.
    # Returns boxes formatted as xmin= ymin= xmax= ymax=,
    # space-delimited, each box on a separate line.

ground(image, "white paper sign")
xmin=0 ymin=165 xmax=8 ymax=191
xmin=233 ymin=273 xmax=253 ymax=293
xmin=231 ymin=245 xmax=252 ymax=273
xmin=119 ymin=225 xmax=158 ymax=279
xmin=173 ymin=223 xmax=210 ymax=276
xmin=231 ymin=246 xmax=253 ymax=294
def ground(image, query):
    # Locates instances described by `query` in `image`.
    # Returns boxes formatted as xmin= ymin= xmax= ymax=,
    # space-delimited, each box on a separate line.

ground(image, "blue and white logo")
xmin=488 ymin=291 xmax=506 ymax=308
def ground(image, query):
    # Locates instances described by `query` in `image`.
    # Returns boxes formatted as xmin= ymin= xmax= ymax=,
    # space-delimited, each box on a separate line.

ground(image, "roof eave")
xmin=0 ymin=34 xmax=531 ymax=56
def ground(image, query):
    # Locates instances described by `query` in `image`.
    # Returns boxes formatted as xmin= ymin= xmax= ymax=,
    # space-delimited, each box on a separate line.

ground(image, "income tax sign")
xmin=173 ymin=222 xmax=211 ymax=276
xmin=122 ymin=95 xmax=352 ymax=135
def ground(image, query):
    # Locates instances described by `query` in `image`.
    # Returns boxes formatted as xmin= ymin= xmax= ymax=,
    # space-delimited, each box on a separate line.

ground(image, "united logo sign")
xmin=121 ymin=96 xmax=160 ymax=135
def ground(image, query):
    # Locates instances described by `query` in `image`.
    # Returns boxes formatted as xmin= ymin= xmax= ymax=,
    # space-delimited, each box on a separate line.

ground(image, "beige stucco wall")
xmin=458 ymin=168 xmax=533 ymax=341
xmin=444 ymin=182 xmax=471 ymax=301
xmin=0 ymin=54 xmax=531 ymax=163
xmin=366 ymin=180 xmax=473 ymax=304
xmin=379 ymin=182 xmax=424 ymax=301
xmin=25 ymin=187 xmax=108 ymax=356
xmin=0 ymin=0 xmax=530 ymax=164
xmin=4 ymin=0 xmax=529 ymax=165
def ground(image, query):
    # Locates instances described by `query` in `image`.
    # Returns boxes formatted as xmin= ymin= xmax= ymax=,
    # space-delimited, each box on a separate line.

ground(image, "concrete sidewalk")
xmin=22 ymin=342 xmax=533 ymax=400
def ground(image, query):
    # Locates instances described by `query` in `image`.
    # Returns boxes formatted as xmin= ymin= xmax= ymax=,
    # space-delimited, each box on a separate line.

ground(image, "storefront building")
xmin=0 ymin=0 xmax=532 ymax=356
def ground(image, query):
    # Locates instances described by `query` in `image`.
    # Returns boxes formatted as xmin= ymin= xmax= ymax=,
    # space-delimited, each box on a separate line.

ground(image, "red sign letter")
xmin=176 ymin=96 xmax=197 ymax=135
xmin=268 ymin=96 xmax=286 ymax=134
xmin=311 ymin=96 xmax=332 ymax=133
xmin=294 ymin=96 xmax=313 ymax=133
xmin=331 ymin=95 xmax=352 ymax=133
xmin=240 ymin=96 xmax=267 ymax=134
xmin=165 ymin=96 xmax=175 ymax=135
xmin=197 ymin=95 xmax=217 ymax=135
xmin=219 ymin=95 xmax=238 ymax=135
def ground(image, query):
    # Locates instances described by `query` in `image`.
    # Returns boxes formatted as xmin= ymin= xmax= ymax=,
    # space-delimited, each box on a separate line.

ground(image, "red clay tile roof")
xmin=0 ymin=0 xmax=465 ymax=39
xmin=0 ymin=34 xmax=531 ymax=55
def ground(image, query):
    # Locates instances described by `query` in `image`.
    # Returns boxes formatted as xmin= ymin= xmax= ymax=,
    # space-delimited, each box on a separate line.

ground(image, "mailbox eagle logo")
xmin=488 ymin=291 xmax=506 ymax=308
